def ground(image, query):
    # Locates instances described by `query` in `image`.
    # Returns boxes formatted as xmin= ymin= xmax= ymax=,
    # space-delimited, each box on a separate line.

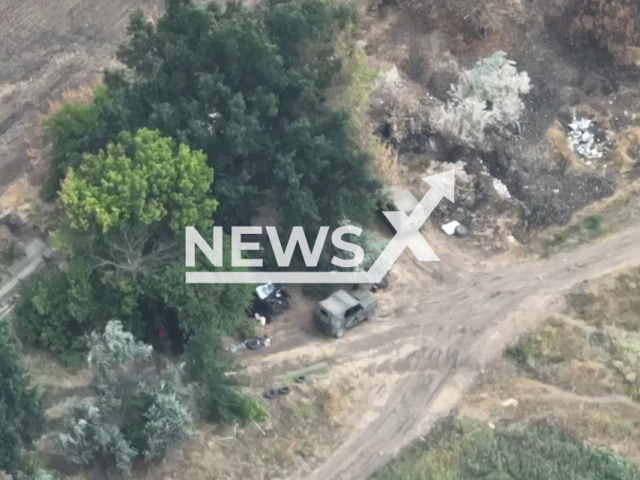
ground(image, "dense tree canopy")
xmin=19 ymin=129 xmax=251 ymax=359
xmin=61 ymin=129 xmax=216 ymax=235
xmin=0 ymin=320 xmax=45 ymax=475
xmin=44 ymin=0 xmax=381 ymax=231
xmin=17 ymin=0 xmax=382 ymax=442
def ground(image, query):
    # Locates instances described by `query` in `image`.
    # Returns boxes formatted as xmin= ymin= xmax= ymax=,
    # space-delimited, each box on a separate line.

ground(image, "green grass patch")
xmin=505 ymin=318 xmax=587 ymax=368
xmin=548 ymin=215 xmax=605 ymax=251
xmin=372 ymin=419 xmax=640 ymax=480
xmin=566 ymin=271 xmax=640 ymax=331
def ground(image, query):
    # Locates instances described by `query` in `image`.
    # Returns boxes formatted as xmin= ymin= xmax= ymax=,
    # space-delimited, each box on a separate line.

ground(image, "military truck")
xmin=314 ymin=288 xmax=377 ymax=338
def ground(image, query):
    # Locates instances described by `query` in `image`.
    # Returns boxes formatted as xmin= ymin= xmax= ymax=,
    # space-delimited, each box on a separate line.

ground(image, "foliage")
xmin=0 ymin=320 xmax=46 ymax=475
xmin=41 ymin=85 xmax=108 ymax=201
xmin=0 ymin=241 xmax=24 ymax=266
xmin=373 ymin=419 xmax=640 ymax=480
xmin=432 ymin=51 xmax=530 ymax=149
xmin=58 ymin=322 xmax=192 ymax=475
xmin=16 ymin=263 xmax=103 ymax=359
xmin=58 ymin=401 xmax=137 ymax=475
xmin=61 ymin=128 xmax=216 ymax=235
xmin=43 ymin=0 xmax=381 ymax=231
xmin=14 ymin=460 xmax=59 ymax=480
xmin=185 ymin=331 xmax=267 ymax=425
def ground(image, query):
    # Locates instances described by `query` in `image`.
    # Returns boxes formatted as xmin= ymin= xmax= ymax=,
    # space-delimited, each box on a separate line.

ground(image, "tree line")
xmin=2 ymin=0 xmax=381 ymax=477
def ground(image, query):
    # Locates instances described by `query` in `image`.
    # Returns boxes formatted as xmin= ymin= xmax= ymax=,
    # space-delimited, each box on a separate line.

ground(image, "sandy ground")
xmin=233 ymin=222 xmax=640 ymax=480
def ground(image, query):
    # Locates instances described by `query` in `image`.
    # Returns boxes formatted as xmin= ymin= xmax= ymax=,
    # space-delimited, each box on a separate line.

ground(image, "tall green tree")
xmin=44 ymin=0 xmax=381 ymax=231
xmin=0 ymin=320 xmax=45 ymax=475
xmin=61 ymin=128 xmax=216 ymax=235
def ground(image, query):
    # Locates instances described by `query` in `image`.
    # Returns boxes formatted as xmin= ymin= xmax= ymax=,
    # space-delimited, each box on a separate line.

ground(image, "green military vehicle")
xmin=314 ymin=288 xmax=377 ymax=338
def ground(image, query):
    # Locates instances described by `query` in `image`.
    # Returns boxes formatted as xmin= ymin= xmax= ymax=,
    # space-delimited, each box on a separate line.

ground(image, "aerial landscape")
xmin=1 ymin=0 xmax=640 ymax=479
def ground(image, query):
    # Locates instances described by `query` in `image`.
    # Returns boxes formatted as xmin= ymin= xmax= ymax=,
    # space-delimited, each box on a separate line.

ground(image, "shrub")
xmin=186 ymin=332 xmax=267 ymax=425
xmin=58 ymin=321 xmax=193 ymax=475
xmin=58 ymin=401 xmax=136 ymax=475
xmin=432 ymin=51 xmax=531 ymax=149
xmin=16 ymin=263 xmax=103 ymax=360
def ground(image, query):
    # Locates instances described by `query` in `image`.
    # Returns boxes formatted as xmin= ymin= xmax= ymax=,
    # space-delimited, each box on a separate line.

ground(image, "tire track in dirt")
xmin=302 ymin=224 xmax=640 ymax=480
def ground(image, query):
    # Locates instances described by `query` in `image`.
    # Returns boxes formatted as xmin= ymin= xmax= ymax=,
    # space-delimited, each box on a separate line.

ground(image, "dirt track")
xmin=245 ymin=225 xmax=640 ymax=480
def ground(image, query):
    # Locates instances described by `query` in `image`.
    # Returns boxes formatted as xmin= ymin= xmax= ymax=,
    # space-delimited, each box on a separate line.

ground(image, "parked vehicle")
xmin=314 ymin=288 xmax=377 ymax=338
xmin=251 ymin=283 xmax=290 ymax=322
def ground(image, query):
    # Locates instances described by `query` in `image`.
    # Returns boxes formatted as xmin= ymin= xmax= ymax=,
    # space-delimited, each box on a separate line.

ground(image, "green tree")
xmin=44 ymin=0 xmax=381 ymax=231
xmin=58 ymin=321 xmax=192 ymax=475
xmin=0 ymin=320 xmax=46 ymax=475
xmin=61 ymin=128 xmax=217 ymax=235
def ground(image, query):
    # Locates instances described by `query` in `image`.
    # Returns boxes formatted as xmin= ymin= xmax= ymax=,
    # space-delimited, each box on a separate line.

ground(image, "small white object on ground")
xmin=263 ymin=337 xmax=271 ymax=347
xmin=254 ymin=313 xmax=266 ymax=326
xmin=567 ymin=117 xmax=607 ymax=159
xmin=493 ymin=178 xmax=511 ymax=199
xmin=442 ymin=220 xmax=461 ymax=235
xmin=501 ymin=398 xmax=519 ymax=407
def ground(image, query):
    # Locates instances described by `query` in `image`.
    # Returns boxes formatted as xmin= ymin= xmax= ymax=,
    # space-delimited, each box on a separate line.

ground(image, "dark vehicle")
xmin=251 ymin=283 xmax=290 ymax=322
xmin=314 ymin=289 xmax=377 ymax=338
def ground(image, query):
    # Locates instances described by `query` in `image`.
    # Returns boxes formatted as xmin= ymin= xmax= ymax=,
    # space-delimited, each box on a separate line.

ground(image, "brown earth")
xmin=238 ymin=222 xmax=640 ymax=480
xmin=0 ymin=0 xmax=163 ymax=191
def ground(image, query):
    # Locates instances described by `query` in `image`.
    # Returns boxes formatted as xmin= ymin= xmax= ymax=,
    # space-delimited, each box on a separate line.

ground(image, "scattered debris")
xmin=278 ymin=387 xmax=291 ymax=396
xmin=492 ymin=178 xmax=511 ymax=199
xmin=294 ymin=375 xmax=306 ymax=384
xmin=229 ymin=342 xmax=248 ymax=353
xmin=501 ymin=398 xmax=519 ymax=407
xmin=567 ymin=118 xmax=608 ymax=159
xmin=442 ymin=220 xmax=461 ymax=235
xmin=273 ymin=362 xmax=329 ymax=384
xmin=454 ymin=224 xmax=469 ymax=237
xmin=263 ymin=389 xmax=277 ymax=399
xmin=246 ymin=338 xmax=263 ymax=350
xmin=253 ymin=421 xmax=267 ymax=437
xmin=254 ymin=312 xmax=267 ymax=326
xmin=229 ymin=336 xmax=270 ymax=353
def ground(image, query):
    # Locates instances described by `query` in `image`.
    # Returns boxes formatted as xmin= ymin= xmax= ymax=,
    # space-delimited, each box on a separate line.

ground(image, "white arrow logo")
xmin=186 ymin=170 xmax=455 ymax=284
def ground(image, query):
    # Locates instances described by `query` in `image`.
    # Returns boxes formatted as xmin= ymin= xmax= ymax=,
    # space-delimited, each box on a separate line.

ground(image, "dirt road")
xmin=249 ymin=225 xmax=640 ymax=480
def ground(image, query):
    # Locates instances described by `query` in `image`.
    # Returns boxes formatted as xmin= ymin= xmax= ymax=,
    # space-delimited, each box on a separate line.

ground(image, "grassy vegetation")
xmin=548 ymin=215 xmax=605 ymax=250
xmin=375 ymin=267 xmax=640 ymax=480
xmin=372 ymin=418 xmax=640 ymax=480
xmin=543 ymin=181 xmax=640 ymax=253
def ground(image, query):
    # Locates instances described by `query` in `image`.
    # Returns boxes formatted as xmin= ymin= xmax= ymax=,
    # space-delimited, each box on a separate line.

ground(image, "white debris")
xmin=501 ymin=398 xmax=519 ymax=408
xmin=442 ymin=221 xmax=461 ymax=235
xmin=567 ymin=118 xmax=607 ymax=159
xmin=492 ymin=178 xmax=511 ymax=199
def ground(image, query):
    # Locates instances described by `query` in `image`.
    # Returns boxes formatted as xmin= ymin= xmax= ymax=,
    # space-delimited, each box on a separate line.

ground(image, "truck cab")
xmin=314 ymin=288 xmax=377 ymax=338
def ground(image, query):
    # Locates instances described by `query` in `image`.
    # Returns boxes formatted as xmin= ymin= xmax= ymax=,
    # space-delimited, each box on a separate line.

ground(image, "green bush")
xmin=186 ymin=332 xmax=267 ymax=425
xmin=16 ymin=264 xmax=102 ymax=358
xmin=58 ymin=322 xmax=193 ymax=475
